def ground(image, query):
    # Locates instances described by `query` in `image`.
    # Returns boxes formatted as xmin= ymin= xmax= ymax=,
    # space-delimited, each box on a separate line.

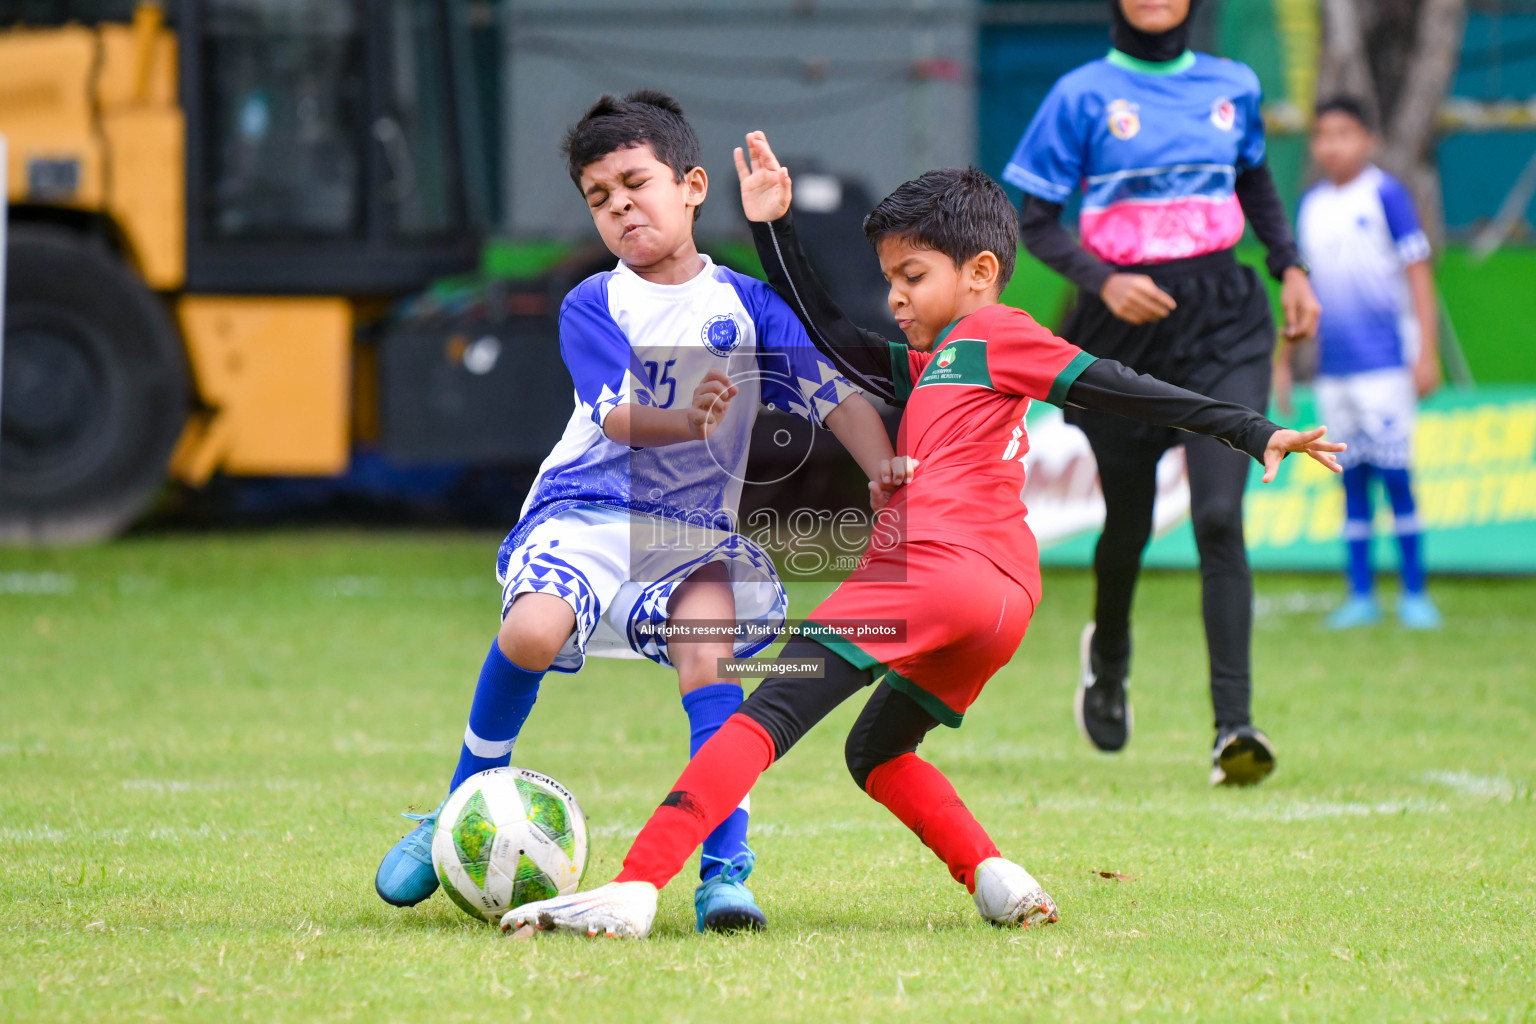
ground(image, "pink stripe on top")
xmin=1079 ymin=195 xmax=1246 ymax=266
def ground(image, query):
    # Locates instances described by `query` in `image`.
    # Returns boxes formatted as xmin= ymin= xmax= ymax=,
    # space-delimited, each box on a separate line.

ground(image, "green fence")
xmin=1034 ymin=384 xmax=1536 ymax=573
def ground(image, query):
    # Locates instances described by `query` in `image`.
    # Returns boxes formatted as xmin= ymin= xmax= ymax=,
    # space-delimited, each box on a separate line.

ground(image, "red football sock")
xmin=615 ymin=714 xmax=775 ymax=889
xmin=864 ymin=752 xmax=1001 ymax=893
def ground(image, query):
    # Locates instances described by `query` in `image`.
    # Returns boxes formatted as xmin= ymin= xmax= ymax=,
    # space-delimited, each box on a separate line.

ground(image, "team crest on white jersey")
xmin=1107 ymin=99 xmax=1140 ymax=140
xmin=702 ymin=313 xmax=741 ymax=356
xmin=1210 ymin=97 xmax=1236 ymax=131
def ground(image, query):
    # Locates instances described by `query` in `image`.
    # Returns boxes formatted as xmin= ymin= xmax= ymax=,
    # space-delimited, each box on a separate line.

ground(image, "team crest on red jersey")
xmin=1106 ymin=99 xmax=1140 ymax=140
xmin=1210 ymin=97 xmax=1236 ymax=131
xmin=937 ymin=347 xmax=957 ymax=368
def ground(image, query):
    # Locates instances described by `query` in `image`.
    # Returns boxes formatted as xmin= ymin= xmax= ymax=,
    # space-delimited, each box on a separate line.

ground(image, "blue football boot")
xmin=1397 ymin=592 xmax=1443 ymax=630
xmin=694 ymin=849 xmax=767 ymax=933
xmin=374 ymin=800 xmax=444 ymax=907
xmin=1327 ymin=594 xmax=1381 ymax=630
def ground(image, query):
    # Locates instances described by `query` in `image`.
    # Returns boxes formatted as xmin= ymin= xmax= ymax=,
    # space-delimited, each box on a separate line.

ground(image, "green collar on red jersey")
xmin=933 ymin=318 xmax=964 ymax=350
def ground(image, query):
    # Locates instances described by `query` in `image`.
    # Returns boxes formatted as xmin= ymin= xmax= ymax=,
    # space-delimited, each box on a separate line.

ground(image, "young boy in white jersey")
xmin=374 ymin=91 xmax=893 ymax=931
xmin=1284 ymin=96 xmax=1442 ymax=629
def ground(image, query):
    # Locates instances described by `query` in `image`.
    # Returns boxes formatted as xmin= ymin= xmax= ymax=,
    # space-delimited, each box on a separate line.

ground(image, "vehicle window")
xmin=202 ymin=0 xmax=364 ymax=239
xmin=381 ymin=0 xmax=458 ymax=237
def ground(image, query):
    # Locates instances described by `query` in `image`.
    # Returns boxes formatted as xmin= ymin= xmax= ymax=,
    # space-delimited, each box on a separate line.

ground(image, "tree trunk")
xmin=1381 ymin=0 xmax=1467 ymax=246
xmin=1316 ymin=0 xmax=1468 ymax=247
xmin=1318 ymin=0 xmax=1378 ymax=111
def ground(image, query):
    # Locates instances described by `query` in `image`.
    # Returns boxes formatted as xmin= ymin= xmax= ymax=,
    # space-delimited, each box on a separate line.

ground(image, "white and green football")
xmin=430 ymin=766 xmax=589 ymax=924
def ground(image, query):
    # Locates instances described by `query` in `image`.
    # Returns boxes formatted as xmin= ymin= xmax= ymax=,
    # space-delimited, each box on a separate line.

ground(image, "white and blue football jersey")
xmin=504 ymin=255 xmax=858 ymax=556
xmin=1297 ymin=165 xmax=1432 ymax=376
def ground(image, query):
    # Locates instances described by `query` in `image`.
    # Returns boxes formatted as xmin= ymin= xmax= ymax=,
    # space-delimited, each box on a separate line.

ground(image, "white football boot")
xmin=500 ymin=881 xmax=658 ymax=939
xmin=972 ymin=858 xmax=1059 ymax=929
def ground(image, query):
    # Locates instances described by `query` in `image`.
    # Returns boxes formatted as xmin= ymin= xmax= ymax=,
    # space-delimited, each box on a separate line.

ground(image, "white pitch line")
xmin=1253 ymin=590 xmax=1341 ymax=619
xmin=120 ymin=778 xmax=314 ymax=793
xmin=1233 ymin=798 xmax=1449 ymax=822
xmin=1 ymin=824 xmax=263 ymax=843
xmin=1422 ymin=770 xmax=1522 ymax=802
xmin=311 ymin=576 xmax=492 ymax=599
xmin=0 ymin=572 xmax=76 ymax=595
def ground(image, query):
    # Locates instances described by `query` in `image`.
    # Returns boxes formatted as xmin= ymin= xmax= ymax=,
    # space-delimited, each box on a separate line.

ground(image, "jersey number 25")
xmin=644 ymin=359 xmax=678 ymax=408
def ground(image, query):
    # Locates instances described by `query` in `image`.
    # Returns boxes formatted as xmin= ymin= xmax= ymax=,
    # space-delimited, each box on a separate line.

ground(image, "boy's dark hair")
xmin=1315 ymin=95 xmax=1376 ymax=132
xmin=561 ymin=90 xmax=704 ymax=218
xmin=862 ymin=168 xmax=1018 ymax=291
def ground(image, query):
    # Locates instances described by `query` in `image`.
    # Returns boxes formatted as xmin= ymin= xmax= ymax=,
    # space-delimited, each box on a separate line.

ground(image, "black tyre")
xmin=1 ymin=224 xmax=188 ymax=544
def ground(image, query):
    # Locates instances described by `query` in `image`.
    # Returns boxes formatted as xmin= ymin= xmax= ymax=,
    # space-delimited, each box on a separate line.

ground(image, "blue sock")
xmin=1380 ymin=467 xmax=1426 ymax=594
xmin=449 ymin=641 xmax=543 ymax=792
xmin=682 ymin=682 xmax=750 ymax=881
xmin=1342 ymin=465 xmax=1374 ymax=596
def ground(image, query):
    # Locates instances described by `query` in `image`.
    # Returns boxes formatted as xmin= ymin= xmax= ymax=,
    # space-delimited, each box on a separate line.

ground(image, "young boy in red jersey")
xmin=502 ymin=133 xmax=1344 ymax=938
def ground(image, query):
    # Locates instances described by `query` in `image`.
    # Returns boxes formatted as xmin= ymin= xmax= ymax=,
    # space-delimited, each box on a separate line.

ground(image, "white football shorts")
xmin=1314 ymin=367 xmax=1417 ymax=470
xmin=495 ymin=504 xmax=785 ymax=673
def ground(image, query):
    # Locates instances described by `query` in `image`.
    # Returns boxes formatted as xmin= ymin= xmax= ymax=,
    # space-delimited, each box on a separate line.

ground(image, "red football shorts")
xmin=800 ymin=540 xmax=1034 ymax=726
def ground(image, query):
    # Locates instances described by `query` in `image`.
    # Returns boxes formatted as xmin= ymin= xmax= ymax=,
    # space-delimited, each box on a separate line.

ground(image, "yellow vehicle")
xmin=1 ymin=0 xmax=483 ymax=542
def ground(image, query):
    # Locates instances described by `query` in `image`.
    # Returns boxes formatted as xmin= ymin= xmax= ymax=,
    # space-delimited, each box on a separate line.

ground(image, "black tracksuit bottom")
xmin=1061 ymin=249 xmax=1274 ymax=731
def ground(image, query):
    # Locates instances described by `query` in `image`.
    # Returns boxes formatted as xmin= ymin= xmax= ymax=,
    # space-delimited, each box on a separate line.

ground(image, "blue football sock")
xmin=1380 ymin=467 xmax=1426 ymax=594
xmin=1342 ymin=465 xmax=1375 ymax=596
xmin=683 ymin=682 xmax=750 ymax=881
xmin=449 ymin=641 xmax=543 ymax=792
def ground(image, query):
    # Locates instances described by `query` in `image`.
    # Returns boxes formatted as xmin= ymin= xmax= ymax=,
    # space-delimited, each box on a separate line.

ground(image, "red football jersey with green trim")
xmin=877 ymin=302 xmax=1094 ymax=599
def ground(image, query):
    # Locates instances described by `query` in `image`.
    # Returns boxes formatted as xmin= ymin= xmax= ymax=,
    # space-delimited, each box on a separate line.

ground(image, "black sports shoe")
xmin=1210 ymin=725 xmax=1276 ymax=786
xmin=1074 ymin=623 xmax=1131 ymax=752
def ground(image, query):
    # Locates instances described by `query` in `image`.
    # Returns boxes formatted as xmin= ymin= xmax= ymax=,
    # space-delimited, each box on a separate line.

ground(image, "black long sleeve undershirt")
xmin=1017 ymin=194 xmax=1117 ymax=295
xmin=1067 ymin=359 xmax=1275 ymax=462
xmin=1017 ymin=163 xmax=1304 ymax=288
xmin=749 ymin=212 xmax=899 ymax=402
xmin=1233 ymin=163 xmax=1304 ymax=280
xmin=750 ymin=212 xmax=1281 ymax=464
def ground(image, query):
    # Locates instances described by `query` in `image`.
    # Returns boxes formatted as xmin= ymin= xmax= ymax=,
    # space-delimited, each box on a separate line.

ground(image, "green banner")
xmin=1032 ymin=385 xmax=1536 ymax=573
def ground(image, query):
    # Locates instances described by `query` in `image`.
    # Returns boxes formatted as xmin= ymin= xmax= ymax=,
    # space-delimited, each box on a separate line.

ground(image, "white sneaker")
xmin=500 ymin=881 xmax=658 ymax=939
xmin=972 ymin=858 xmax=1059 ymax=929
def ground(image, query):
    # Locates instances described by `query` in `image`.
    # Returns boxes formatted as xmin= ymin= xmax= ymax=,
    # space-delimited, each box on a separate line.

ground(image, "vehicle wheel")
xmin=1 ymin=224 xmax=188 ymax=544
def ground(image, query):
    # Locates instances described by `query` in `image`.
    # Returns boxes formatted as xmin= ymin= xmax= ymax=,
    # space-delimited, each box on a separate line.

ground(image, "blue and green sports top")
xmin=1004 ymin=49 xmax=1267 ymax=267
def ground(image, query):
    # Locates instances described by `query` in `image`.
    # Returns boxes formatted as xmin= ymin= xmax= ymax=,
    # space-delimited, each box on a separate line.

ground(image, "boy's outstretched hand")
xmin=687 ymin=369 xmax=738 ymax=441
xmin=1262 ymin=426 xmax=1345 ymax=483
xmin=735 ymin=131 xmax=792 ymax=223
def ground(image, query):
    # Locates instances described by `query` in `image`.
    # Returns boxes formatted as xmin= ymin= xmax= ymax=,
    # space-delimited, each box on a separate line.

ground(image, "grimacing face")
xmin=874 ymin=236 xmax=999 ymax=352
xmin=577 ymin=143 xmax=706 ymax=269
xmin=1119 ymin=0 xmax=1190 ymax=34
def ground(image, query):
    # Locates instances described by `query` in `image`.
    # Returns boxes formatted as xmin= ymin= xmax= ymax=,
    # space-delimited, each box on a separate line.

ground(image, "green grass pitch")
xmin=2 ymin=532 xmax=1533 ymax=1022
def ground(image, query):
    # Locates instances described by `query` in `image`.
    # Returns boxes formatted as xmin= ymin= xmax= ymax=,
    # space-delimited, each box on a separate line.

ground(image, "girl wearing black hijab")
xmin=1003 ymin=0 xmax=1321 ymax=785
